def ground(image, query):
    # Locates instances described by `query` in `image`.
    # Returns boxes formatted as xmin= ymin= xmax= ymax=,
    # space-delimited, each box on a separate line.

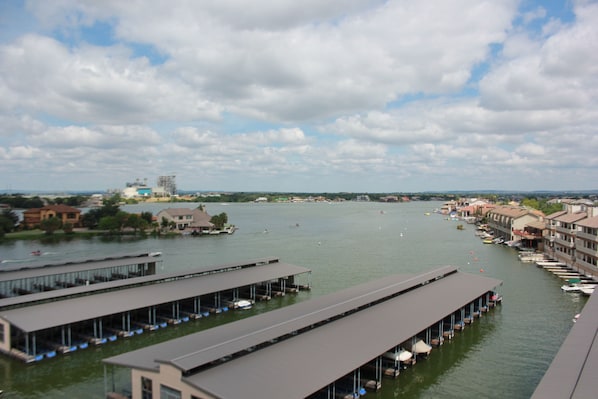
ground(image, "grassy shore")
xmin=2 ymin=228 xmax=182 ymax=241
xmin=2 ymin=229 xmax=103 ymax=240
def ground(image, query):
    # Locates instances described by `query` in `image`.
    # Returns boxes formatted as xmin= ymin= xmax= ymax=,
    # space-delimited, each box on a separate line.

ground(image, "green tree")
xmin=98 ymin=216 xmax=120 ymax=233
xmin=140 ymin=211 xmax=153 ymax=224
xmin=62 ymin=222 xmax=74 ymax=234
xmin=115 ymin=211 xmax=129 ymax=232
xmin=0 ymin=215 xmax=14 ymax=237
xmin=210 ymin=212 xmax=228 ymax=229
xmin=126 ymin=214 xmax=144 ymax=233
xmin=161 ymin=216 xmax=170 ymax=231
xmin=40 ymin=216 xmax=62 ymax=235
xmin=82 ymin=194 xmax=122 ymax=228
xmin=2 ymin=209 xmax=18 ymax=228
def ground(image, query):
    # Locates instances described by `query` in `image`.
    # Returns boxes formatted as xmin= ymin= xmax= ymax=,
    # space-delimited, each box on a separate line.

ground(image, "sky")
xmin=0 ymin=0 xmax=597 ymax=193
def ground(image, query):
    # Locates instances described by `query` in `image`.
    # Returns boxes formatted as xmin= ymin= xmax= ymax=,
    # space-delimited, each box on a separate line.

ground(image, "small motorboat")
xmin=31 ymin=250 xmax=41 ymax=256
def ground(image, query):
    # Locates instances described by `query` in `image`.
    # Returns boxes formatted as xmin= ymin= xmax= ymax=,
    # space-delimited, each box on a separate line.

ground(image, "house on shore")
xmin=22 ymin=205 xmax=82 ymax=229
xmin=156 ymin=208 xmax=214 ymax=234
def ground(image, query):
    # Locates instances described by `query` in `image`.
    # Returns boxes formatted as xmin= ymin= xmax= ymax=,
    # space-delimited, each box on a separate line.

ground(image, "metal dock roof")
xmin=0 ymin=261 xmax=309 ymax=332
xmin=105 ymin=267 xmax=502 ymax=399
xmin=0 ymin=254 xmax=161 ymax=282
xmin=531 ymin=289 xmax=598 ymax=399
xmin=0 ymin=256 xmax=281 ymax=309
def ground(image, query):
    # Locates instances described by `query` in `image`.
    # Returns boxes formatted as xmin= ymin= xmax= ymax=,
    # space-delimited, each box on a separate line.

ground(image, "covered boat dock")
xmin=104 ymin=265 xmax=502 ymax=399
xmin=0 ymin=257 xmax=311 ymax=362
xmin=0 ymin=252 xmax=162 ymax=299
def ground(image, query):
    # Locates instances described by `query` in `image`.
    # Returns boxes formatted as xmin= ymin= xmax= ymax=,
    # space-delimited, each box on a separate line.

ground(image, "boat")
xmin=383 ymin=350 xmax=413 ymax=362
xmin=580 ymin=286 xmax=595 ymax=296
xmin=31 ymin=250 xmax=41 ymax=256
xmin=518 ymin=252 xmax=545 ymax=263
xmin=561 ymin=283 xmax=584 ymax=293
xmin=226 ymin=299 xmax=253 ymax=310
xmin=404 ymin=339 xmax=432 ymax=356
xmin=483 ymin=239 xmax=493 ymax=244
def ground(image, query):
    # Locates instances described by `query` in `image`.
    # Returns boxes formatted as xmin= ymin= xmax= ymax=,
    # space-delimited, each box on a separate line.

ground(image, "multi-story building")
xmin=551 ymin=212 xmax=587 ymax=266
xmin=575 ymin=216 xmax=598 ymax=278
xmin=485 ymin=205 xmax=543 ymax=244
xmin=542 ymin=200 xmax=598 ymax=278
xmin=543 ymin=210 xmax=568 ymax=259
xmin=157 ymin=175 xmax=176 ymax=196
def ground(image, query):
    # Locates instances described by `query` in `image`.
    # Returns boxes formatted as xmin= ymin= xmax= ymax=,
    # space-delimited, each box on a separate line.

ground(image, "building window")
xmin=141 ymin=377 xmax=152 ymax=399
xmin=0 ymin=322 xmax=4 ymax=343
xmin=160 ymin=385 xmax=181 ymax=399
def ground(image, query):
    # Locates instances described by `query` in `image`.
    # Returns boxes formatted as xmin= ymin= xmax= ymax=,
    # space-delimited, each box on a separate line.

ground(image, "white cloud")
xmin=0 ymin=0 xmax=596 ymax=192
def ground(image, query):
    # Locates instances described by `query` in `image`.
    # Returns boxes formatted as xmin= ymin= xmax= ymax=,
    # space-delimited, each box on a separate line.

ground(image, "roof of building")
xmin=545 ymin=210 xmax=568 ymax=220
xmin=489 ymin=205 xmax=535 ymax=219
xmin=555 ymin=212 xmax=587 ymax=223
xmin=531 ymin=283 xmax=598 ymax=399
xmin=105 ymin=267 xmax=502 ymax=399
xmin=157 ymin=207 xmax=213 ymax=227
xmin=22 ymin=204 xmax=81 ymax=214
xmin=526 ymin=220 xmax=546 ymax=230
xmin=0 ymin=261 xmax=310 ymax=332
xmin=577 ymin=216 xmax=598 ymax=228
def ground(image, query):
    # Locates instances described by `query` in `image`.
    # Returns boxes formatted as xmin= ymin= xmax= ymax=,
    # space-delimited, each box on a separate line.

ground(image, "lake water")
xmin=0 ymin=201 xmax=585 ymax=398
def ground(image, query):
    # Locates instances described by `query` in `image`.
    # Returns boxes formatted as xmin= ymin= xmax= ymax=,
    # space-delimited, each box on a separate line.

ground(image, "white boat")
xmin=561 ymin=284 xmax=582 ymax=292
xmin=383 ymin=350 xmax=413 ymax=362
xmin=536 ymin=261 xmax=566 ymax=268
xmin=226 ymin=299 xmax=253 ymax=310
xmin=580 ymin=286 xmax=595 ymax=296
xmin=405 ymin=339 xmax=432 ymax=356
xmin=518 ymin=252 xmax=545 ymax=263
xmin=560 ymin=283 xmax=597 ymax=293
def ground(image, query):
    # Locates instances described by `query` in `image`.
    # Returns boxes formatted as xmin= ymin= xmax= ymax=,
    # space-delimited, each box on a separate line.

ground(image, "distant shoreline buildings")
xmin=117 ymin=175 xmax=177 ymax=199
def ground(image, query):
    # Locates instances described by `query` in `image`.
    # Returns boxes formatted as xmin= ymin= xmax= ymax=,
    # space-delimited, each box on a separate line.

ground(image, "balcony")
xmin=577 ymin=230 xmax=598 ymax=242
xmin=555 ymin=226 xmax=577 ymax=235
xmin=575 ymin=242 xmax=598 ymax=258
xmin=554 ymin=237 xmax=575 ymax=248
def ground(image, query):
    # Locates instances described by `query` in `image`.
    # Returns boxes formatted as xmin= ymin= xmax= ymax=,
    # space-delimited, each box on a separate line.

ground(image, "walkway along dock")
xmin=103 ymin=265 xmax=502 ymax=399
xmin=0 ymin=257 xmax=311 ymax=363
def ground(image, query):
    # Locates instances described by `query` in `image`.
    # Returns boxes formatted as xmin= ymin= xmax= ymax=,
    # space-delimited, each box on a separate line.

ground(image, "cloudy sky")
xmin=1 ymin=0 xmax=597 ymax=193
